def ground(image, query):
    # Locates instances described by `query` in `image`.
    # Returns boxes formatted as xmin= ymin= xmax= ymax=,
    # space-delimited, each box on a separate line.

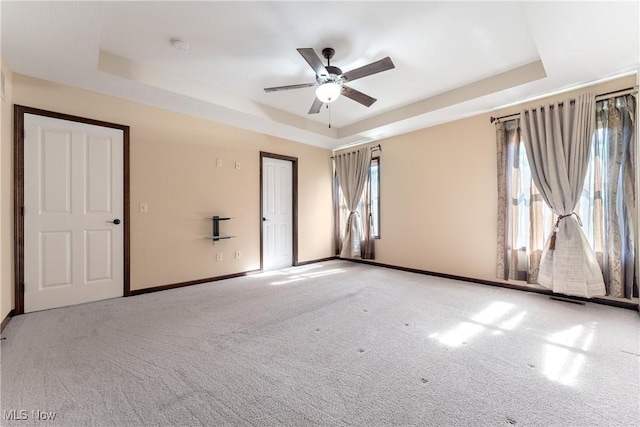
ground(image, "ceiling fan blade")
xmin=342 ymin=57 xmax=395 ymax=82
xmin=342 ymin=85 xmax=377 ymax=107
xmin=264 ymin=82 xmax=316 ymax=93
xmin=308 ymin=97 xmax=324 ymax=114
xmin=297 ymin=48 xmax=329 ymax=77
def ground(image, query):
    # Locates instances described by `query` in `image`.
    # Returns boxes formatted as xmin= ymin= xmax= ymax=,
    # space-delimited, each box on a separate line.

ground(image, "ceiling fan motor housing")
xmin=318 ymin=48 xmax=343 ymax=83
xmin=325 ymin=65 xmax=342 ymax=76
xmin=317 ymin=65 xmax=344 ymax=86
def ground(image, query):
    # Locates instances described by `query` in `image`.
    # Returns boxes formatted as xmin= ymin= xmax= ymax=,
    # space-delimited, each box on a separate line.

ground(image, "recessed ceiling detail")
xmin=2 ymin=1 xmax=638 ymax=149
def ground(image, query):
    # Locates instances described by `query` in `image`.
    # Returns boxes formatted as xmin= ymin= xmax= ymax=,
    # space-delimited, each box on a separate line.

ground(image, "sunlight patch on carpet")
xmin=429 ymin=301 xmax=527 ymax=347
xmin=542 ymin=325 xmax=595 ymax=386
xmin=248 ymin=264 xmax=346 ymax=286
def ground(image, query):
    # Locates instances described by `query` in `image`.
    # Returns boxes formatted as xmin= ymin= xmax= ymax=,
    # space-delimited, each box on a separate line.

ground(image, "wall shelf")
xmin=206 ymin=216 xmax=235 ymax=244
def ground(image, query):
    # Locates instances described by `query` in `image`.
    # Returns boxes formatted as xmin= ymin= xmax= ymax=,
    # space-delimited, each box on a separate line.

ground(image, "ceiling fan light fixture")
xmin=316 ymin=82 xmax=341 ymax=103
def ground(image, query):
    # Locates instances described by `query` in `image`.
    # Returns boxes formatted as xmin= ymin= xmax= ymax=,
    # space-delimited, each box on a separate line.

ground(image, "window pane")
xmin=371 ymin=158 xmax=380 ymax=238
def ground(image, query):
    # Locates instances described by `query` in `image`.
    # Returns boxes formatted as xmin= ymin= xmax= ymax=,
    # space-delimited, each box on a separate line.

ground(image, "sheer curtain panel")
xmin=496 ymin=120 xmax=553 ymax=283
xmin=335 ymin=147 xmax=372 ymax=258
xmin=520 ymin=93 xmax=606 ymax=297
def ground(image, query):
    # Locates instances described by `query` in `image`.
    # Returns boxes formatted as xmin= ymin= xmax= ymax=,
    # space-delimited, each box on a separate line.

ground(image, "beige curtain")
xmin=335 ymin=147 xmax=372 ymax=258
xmin=496 ymin=120 xmax=553 ymax=282
xmin=334 ymin=168 xmax=376 ymax=260
xmin=520 ymin=93 xmax=606 ymax=297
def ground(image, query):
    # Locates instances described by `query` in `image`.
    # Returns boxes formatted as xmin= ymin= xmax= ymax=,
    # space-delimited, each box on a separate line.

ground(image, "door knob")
xmin=262 ymin=217 xmax=269 ymax=222
xmin=107 ymin=219 xmax=121 ymax=225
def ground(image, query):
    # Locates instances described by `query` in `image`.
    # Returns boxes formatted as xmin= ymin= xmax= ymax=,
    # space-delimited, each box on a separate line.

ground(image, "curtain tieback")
xmin=549 ymin=212 xmax=583 ymax=250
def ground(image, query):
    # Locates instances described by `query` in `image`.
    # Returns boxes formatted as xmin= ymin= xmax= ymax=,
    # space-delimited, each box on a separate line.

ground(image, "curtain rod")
xmin=331 ymin=144 xmax=382 ymax=159
xmin=489 ymin=86 xmax=638 ymax=124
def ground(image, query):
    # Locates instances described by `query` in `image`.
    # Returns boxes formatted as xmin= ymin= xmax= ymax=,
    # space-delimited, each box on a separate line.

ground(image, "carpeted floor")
xmin=1 ymin=260 xmax=639 ymax=426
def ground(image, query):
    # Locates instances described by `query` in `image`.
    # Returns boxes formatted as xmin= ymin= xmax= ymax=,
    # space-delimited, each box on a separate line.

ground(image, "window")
xmin=497 ymin=94 xmax=637 ymax=298
xmin=334 ymin=156 xmax=380 ymax=254
xmin=370 ymin=157 xmax=380 ymax=238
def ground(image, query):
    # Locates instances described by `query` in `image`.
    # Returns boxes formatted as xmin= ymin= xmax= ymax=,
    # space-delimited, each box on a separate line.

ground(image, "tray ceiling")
xmin=2 ymin=1 xmax=638 ymax=149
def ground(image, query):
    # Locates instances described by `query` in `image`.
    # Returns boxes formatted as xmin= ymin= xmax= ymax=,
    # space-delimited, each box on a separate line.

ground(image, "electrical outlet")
xmin=235 ymin=251 xmax=241 ymax=259
xmin=235 ymin=161 xmax=241 ymax=170
xmin=139 ymin=203 xmax=148 ymax=213
xmin=216 ymin=253 xmax=223 ymax=262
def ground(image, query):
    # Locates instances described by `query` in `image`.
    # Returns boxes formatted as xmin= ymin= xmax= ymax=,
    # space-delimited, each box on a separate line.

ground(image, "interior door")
xmin=262 ymin=156 xmax=293 ymax=271
xmin=23 ymin=113 xmax=124 ymax=312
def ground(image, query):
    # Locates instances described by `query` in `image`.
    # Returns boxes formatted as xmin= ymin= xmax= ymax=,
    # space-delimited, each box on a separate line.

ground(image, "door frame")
xmin=13 ymin=105 xmax=130 ymax=315
xmin=259 ymin=151 xmax=298 ymax=271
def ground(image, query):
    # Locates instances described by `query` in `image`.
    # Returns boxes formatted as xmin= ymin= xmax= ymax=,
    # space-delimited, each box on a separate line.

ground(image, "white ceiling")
xmin=1 ymin=1 xmax=638 ymax=149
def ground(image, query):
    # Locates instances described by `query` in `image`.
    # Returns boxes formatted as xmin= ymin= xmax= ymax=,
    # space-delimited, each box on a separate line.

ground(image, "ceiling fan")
xmin=264 ymin=47 xmax=395 ymax=114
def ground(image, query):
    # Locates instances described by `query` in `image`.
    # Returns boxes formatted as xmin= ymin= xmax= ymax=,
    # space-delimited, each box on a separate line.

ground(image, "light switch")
xmin=139 ymin=203 xmax=148 ymax=213
xmin=235 ymin=161 xmax=241 ymax=170
xmin=216 ymin=158 xmax=223 ymax=168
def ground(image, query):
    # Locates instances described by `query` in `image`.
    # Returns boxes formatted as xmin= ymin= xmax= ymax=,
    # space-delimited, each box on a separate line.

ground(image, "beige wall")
xmin=338 ymin=75 xmax=637 ymax=287
xmin=11 ymin=74 xmax=335 ymax=293
xmin=1 ymin=57 xmax=14 ymax=321
xmin=3 ymin=72 xmax=635 ymax=315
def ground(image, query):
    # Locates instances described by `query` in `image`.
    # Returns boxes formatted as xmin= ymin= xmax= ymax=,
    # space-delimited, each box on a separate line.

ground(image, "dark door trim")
xmin=13 ymin=105 xmax=131 ymax=315
xmin=259 ymin=152 xmax=298 ymax=271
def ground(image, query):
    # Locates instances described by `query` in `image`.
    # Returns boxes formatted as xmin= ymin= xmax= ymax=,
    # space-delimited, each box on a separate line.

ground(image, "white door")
xmin=262 ymin=157 xmax=293 ymax=271
xmin=24 ymin=114 xmax=124 ymax=313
